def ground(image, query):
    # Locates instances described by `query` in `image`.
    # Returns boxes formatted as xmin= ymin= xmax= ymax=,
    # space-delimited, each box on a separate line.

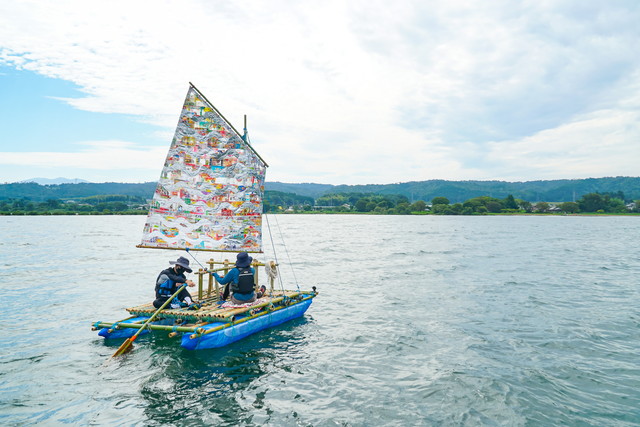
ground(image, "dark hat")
xmin=235 ymin=252 xmax=252 ymax=268
xmin=169 ymin=256 xmax=192 ymax=273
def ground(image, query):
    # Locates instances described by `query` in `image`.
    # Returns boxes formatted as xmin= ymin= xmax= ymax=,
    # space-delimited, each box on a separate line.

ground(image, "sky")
xmin=0 ymin=0 xmax=639 ymax=185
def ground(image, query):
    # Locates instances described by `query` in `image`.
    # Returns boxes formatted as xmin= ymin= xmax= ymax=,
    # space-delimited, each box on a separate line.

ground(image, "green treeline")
xmin=263 ymin=191 xmax=314 ymax=213
xmin=264 ymin=191 xmax=419 ymax=214
xmin=3 ymin=177 xmax=639 ymax=203
xmin=427 ymin=192 xmax=636 ymax=214
xmin=1 ymin=186 xmax=638 ymax=216
xmin=267 ymin=191 xmax=639 ymax=215
xmin=0 ymin=195 xmax=148 ymax=215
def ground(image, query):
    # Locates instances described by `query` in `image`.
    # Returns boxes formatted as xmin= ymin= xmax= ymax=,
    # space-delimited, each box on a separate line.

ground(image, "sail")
xmin=139 ymin=84 xmax=267 ymax=253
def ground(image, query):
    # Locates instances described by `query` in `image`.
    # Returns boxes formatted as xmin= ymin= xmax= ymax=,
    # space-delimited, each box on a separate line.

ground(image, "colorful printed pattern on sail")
xmin=140 ymin=86 xmax=266 ymax=252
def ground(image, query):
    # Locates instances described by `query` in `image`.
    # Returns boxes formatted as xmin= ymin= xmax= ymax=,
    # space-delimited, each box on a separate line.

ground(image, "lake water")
xmin=0 ymin=214 xmax=639 ymax=426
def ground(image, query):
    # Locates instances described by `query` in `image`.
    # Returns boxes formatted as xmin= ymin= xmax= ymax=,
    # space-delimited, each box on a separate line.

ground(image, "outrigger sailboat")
xmin=92 ymin=83 xmax=317 ymax=351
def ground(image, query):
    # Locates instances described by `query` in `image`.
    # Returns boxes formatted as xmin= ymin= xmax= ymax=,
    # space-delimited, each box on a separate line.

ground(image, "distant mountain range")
xmin=1 ymin=177 xmax=638 ymax=203
xmin=18 ymin=177 xmax=91 ymax=185
xmin=0 ymin=181 xmax=157 ymax=201
xmin=267 ymin=177 xmax=640 ymax=202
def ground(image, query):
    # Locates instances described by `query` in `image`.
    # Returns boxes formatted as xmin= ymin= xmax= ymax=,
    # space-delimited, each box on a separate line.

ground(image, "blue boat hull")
xmin=181 ymin=299 xmax=313 ymax=350
xmin=97 ymin=298 xmax=313 ymax=350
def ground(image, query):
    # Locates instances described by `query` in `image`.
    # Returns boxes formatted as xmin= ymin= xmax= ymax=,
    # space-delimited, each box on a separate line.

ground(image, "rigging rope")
xmin=273 ymin=214 xmax=300 ymax=292
xmin=265 ymin=214 xmax=286 ymax=294
xmin=185 ymin=248 xmax=208 ymax=271
xmin=265 ymin=260 xmax=278 ymax=279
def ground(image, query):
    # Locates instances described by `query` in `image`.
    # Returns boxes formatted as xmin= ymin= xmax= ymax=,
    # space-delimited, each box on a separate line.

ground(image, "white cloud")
xmin=0 ymin=0 xmax=639 ymax=184
xmin=0 ymin=140 xmax=166 ymax=171
xmin=485 ymin=107 xmax=640 ymax=180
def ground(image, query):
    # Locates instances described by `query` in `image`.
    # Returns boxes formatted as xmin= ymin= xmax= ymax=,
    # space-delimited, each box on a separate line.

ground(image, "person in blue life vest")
xmin=214 ymin=252 xmax=266 ymax=304
xmin=153 ymin=256 xmax=199 ymax=310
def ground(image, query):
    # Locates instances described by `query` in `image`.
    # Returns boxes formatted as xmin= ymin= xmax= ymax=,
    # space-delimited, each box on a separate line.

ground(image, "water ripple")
xmin=0 ymin=215 xmax=639 ymax=425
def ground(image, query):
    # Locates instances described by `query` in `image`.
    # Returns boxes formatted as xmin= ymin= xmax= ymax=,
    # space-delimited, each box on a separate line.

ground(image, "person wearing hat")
xmin=153 ymin=256 xmax=198 ymax=309
xmin=213 ymin=252 xmax=266 ymax=304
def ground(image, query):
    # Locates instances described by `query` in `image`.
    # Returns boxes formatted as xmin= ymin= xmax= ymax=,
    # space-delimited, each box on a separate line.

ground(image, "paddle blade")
xmin=112 ymin=337 xmax=135 ymax=357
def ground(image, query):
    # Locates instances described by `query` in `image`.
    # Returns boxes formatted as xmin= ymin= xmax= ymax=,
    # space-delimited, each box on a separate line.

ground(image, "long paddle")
xmin=111 ymin=284 xmax=187 ymax=357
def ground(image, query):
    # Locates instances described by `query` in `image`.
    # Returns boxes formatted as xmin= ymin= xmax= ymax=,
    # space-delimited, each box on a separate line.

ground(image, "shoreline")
xmin=1 ymin=212 xmax=638 ymax=217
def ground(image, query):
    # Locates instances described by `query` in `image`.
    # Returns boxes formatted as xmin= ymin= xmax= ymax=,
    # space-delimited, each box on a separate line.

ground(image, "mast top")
xmin=189 ymin=82 xmax=268 ymax=167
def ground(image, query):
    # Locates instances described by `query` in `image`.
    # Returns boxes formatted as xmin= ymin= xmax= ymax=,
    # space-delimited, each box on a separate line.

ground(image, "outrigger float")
xmin=93 ymin=83 xmax=317 ymax=351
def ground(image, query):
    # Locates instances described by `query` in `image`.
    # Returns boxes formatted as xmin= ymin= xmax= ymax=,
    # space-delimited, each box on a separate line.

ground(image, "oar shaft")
xmin=111 ymin=284 xmax=189 ymax=358
xmin=130 ymin=284 xmax=187 ymax=340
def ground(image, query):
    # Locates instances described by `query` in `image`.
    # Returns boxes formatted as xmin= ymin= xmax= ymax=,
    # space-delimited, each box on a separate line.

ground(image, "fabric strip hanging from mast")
xmin=138 ymin=83 xmax=267 ymax=253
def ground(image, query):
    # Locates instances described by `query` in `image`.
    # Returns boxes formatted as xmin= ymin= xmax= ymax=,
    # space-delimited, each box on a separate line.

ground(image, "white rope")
xmin=265 ymin=261 xmax=278 ymax=279
xmin=265 ymin=214 xmax=286 ymax=293
xmin=273 ymin=214 xmax=300 ymax=291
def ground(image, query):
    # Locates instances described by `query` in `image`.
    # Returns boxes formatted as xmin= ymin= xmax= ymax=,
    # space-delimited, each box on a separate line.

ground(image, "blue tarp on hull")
xmin=181 ymin=299 xmax=313 ymax=350
xmin=98 ymin=317 xmax=174 ymax=340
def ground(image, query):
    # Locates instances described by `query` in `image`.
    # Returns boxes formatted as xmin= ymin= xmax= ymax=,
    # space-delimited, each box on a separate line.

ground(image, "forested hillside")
xmin=267 ymin=177 xmax=640 ymax=202
xmin=0 ymin=182 xmax=157 ymax=201
xmin=1 ymin=177 xmax=638 ymax=205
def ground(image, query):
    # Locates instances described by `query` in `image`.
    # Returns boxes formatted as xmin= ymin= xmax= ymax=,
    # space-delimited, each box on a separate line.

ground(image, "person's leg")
xmin=256 ymin=285 xmax=267 ymax=298
xmin=178 ymin=288 xmax=193 ymax=304
xmin=230 ymin=294 xmax=257 ymax=305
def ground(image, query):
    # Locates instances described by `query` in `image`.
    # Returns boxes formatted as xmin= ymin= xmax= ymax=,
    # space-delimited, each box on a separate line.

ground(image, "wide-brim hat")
xmin=169 ymin=256 xmax=192 ymax=273
xmin=235 ymin=252 xmax=252 ymax=268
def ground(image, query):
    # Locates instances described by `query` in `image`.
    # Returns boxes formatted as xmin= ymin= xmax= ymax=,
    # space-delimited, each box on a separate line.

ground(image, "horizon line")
xmin=5 ymin=175 xmax=640 ymax=186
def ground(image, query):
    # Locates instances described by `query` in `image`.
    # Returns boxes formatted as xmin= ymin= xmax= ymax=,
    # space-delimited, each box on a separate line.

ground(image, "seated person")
xmin=153 ymin=256 xmax=198 ymax=309
xmin=214 ymin=252 xmax=266 ymax=304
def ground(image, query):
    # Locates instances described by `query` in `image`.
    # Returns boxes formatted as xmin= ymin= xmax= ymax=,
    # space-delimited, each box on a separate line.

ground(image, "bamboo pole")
xmin=96 ymin=322 xmax=199 ymax=333
xmin=197 ymin=268 xmax=204 ymax=300
xmin=169 ymin=322 xmax=211 ymax=338
xmin=207 ymin=260 xmax=266 ymax=267
xmin=135 ymin=244 xmax=263 ymax=254
xmin=252 ymin=258 xmax=260 ymax=292
xmin=222 ymin=258 xmax=230 ymax=298
xmin=207 ymin=258 xmax=215 ymax=297
xmin=90 ymin=315 xmax=137 ymax=331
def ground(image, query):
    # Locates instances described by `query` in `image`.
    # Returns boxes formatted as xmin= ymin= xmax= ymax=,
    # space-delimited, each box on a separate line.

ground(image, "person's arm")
xmin=213 ymin=268 xmax=238 ymax=285
xmin=163 ymin=271 xmax=195 ymax=287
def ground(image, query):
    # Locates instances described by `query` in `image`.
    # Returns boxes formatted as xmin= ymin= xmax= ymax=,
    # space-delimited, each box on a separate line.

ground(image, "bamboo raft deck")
xmin=125 ymin=290 xmax=304 ymax=323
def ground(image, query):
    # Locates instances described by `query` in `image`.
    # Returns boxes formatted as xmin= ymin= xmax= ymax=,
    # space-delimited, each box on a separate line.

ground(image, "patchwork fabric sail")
xmin=139 ymin=84 xmax=267 ymax=252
